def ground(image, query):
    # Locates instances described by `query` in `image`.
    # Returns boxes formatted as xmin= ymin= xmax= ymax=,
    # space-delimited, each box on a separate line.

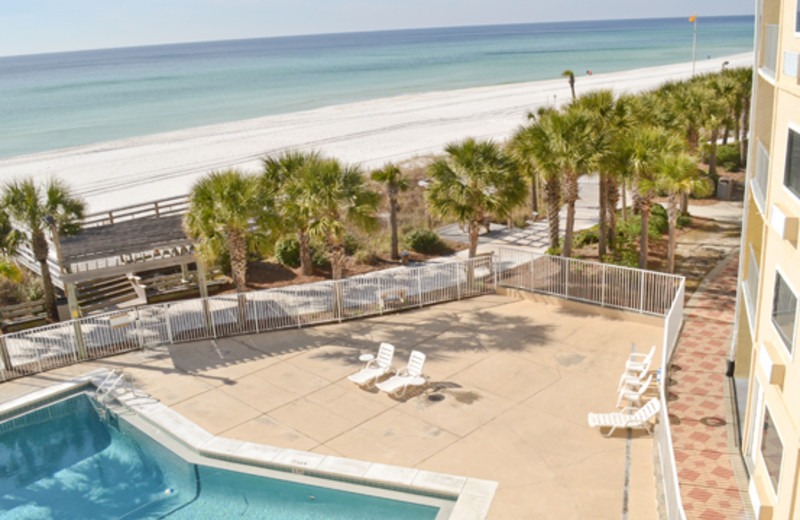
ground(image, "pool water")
xmin=0 ymin=394 xmax=442 ymax=519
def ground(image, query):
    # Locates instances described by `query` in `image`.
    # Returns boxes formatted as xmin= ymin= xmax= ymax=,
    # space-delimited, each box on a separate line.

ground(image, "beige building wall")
xmin=736 ymin=0 xmax=800 ymax=517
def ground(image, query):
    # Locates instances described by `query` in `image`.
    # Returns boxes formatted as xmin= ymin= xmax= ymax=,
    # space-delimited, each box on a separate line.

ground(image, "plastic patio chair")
xmin=588 ymin=398 xmax=661 ymax=437
xmin=348 ymin=342 xmax=395 ymax=388
xmin=376 ymin=350 xmax=427 ymax=398
xmin=625 ymin=345 xmax=656 ymax=376
xmin=616 ymin=374 xmax=653 ymax=408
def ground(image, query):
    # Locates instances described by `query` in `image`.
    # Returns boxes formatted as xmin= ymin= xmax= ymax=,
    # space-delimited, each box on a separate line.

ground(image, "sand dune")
xmin=0 ymin=53 xmax=752 ymax=212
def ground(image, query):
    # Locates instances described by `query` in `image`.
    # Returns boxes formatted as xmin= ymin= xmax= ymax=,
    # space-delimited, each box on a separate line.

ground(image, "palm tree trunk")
xmin=621 ymin=179 xmax=628 ymax=222
xmin=680 ymin=193 xmax=689 ymax=215
xmin=227 ymin=229 xmax=248 ymax=292
xmin=688 ymin=127 xmax=699 ymax=154
xmin=740 ymin=96 xmax=750 ymax=164
xmin=722 ymin=125 xmax=729 ymax=145
xmin=562 ymin=173 xmax=578 ymax=258
xmin=389 ymin=199 xmax=399 ymax=261
xmin=563 ymin=201 xmax=576 ymax=258
xmin=639 ymin=197 xmax=651 ymax=269
xmin=569 ymin=78 xmax=576 ymax=100
xmin=468 ymin=219 xmax=480 ymax=258
xmin=531 ymin=175 xmax=539 ymax=214
xmin=330 ymin=243 xmax=346 ymax=280
xmin=667 ymin=194 xmax=679 ymax=274
xmin=545 ymin=177 xmax=560 ymax=250
xmin=298 ymin=230 xmax=313 ymax=276
xmin=598 ymin=174 xmax=607 ymax=258
xmin=32 ymin=231 xmax=58 ymax=322
xmin=607 ymin=176 xmax=619 ymax=251
xmin=709 ymin=127 xmax=719 ymax=177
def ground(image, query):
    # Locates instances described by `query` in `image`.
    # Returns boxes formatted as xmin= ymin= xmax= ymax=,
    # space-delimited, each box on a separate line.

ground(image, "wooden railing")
xmin=82 ymin=195 xmax=189 ymax=228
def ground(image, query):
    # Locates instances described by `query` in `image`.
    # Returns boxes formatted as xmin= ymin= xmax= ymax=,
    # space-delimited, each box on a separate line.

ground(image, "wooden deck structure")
xmin=13 ymin=195 xmax=210 ymax=318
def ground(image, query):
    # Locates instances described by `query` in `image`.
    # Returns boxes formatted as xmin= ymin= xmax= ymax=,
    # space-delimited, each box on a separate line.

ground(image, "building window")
xmin=771 ymin=272 xmax=797 ymax=353
xmin=760 ymin=407 xmax=784 ymax=494
xmin=786 ymin=129 xmax=800 ymax=199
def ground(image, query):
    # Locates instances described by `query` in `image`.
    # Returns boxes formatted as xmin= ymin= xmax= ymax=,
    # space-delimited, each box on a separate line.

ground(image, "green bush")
xmin=275 ymin=236 xmax=328 ymax=268
xmin=404 ymin=229 xmax=447 ymax=254
xmin=677 ymin=214 xmax=692 ymax=229
xmin=354 ymin=249 xmax=380 ymax=266
xmin=649 ymin=203 xmax=668 ymax=234
xmin=343 ymin=232 xmax=360 ymax=256
xmin=275 ymin=236 xmax=301 ymax=268
xmin=573 ymin=228 xmax=599 ymax=248
xmin=717 ymin=143 xmax=741 ymax=171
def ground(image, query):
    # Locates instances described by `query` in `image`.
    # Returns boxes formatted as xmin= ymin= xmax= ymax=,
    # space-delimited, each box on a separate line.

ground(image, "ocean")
xmin=0 ymin=16 xmax=754 ymax=159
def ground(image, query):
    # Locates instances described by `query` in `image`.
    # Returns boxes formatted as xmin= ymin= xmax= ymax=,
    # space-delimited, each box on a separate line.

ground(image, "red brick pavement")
xmin=669 ymin=256 xmax=750 ymax=519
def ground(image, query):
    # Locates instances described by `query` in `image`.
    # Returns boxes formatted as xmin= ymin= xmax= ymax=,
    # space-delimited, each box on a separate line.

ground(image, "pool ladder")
xmin=94 ymin=370 xmax=139 ymax=421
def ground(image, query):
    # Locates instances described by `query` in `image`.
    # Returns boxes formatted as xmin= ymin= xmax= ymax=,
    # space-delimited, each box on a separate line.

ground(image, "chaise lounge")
xmin=348 ymin=342 xmax=395 ymax=388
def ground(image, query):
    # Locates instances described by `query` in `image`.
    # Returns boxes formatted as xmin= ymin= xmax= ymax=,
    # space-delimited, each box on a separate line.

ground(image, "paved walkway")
xmin=669 ymin=254 xmax=751 ymax=519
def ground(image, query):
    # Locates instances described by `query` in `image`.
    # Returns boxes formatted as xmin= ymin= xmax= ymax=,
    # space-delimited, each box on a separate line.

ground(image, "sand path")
xmin=0 ymin=53 xmax=752 ymax=212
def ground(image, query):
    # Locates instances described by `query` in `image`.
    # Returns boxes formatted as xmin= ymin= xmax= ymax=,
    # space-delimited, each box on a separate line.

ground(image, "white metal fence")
xmin=0 ymin=256 xmax=494 ymax=382
xmin=495 ymin=247 xmax=683 ymax=316
xmin=496 ymin=246 xmax=687 ymax=520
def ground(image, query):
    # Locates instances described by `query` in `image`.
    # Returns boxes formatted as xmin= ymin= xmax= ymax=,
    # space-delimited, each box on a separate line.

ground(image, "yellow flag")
xmin=689 ymin=15 xmax=696 ymax=22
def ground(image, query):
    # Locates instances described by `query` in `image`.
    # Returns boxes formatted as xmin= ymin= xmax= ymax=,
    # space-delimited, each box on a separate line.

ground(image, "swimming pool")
xmin=0 ymin=393 xmax=447 ymax=519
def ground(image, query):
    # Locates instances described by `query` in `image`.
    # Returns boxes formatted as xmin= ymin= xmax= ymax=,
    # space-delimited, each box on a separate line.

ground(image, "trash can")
xmin=400 ymin=251 xmax=410 ymax=265
xmin=717 ymin=178 xmax=732 ymax=200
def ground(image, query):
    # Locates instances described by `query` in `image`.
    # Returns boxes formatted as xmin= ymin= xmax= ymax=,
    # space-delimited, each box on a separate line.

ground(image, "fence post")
xmin=639 ymin=271 xmax=646 ymax=312
xmin=165 ymin=304 xmax=174 ymax=344
xmin=135 ymin=307 xmax=145 ymax=350
xmin=564 ymin=258 xmax=570 ymax=299
xmin=601 ymin=264 xmax=606 ymax=307
xmin=335 ymin=281 xmax=344 ymax=323
xmin=417 ymin=268 xmax=424 ymax=308
xmin=71 ymin=319 xmax=88 ymax=360
xmin=208 ymin=298 xmax=217 ymax=338
xmin=0 ymin=336 xmax=12 ymax=374
xmin=456 ymin=263 xmax=462 ymax=300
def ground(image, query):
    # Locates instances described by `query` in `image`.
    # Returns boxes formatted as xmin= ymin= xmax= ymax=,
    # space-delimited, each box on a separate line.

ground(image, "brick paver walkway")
xmin=669 ymin=255 xmax=750 ymax=519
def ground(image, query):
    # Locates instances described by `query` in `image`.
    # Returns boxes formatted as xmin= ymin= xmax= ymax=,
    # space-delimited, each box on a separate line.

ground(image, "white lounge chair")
xmin=348 ymin=343 xmax=395 ymax=388
xmin=376 ymin=350 xmax=427 ymax=398
xmin=625 ymin=345 xmax=656 ymax=376
xmin=588 ymin=398 xmax=661 ymax=437
xmin=616 ymin=374 xmax=653 ymax=408
xmin=616 ymin=368 xmax=650 ymax=393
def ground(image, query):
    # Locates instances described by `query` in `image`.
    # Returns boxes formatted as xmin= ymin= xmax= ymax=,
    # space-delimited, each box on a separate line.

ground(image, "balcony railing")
xmin=744 ymin=247 xmax=760 ymax=333
xmin=752 ymin=140 xmax=770 ymax=213
xmin=762 ymin=24 xmax=779 ymax=78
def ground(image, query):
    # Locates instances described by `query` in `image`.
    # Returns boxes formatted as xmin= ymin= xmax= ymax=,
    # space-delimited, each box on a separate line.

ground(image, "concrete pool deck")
xmin=0 ymin=294 xmax=665 ymax=519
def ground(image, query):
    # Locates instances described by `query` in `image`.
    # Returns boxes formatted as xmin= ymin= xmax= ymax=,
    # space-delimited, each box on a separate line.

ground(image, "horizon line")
xmin=0 ymin=13 xmax=754 ymax=60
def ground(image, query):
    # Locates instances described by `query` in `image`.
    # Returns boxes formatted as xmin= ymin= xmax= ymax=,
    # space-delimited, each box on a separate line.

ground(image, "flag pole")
xmin=691 ymin=17 xmax=697 ymax=75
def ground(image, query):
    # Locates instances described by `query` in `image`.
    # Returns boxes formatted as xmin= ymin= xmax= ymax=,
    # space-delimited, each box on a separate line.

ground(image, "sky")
xmin=2 ymin=0 xmax=755 ymax=57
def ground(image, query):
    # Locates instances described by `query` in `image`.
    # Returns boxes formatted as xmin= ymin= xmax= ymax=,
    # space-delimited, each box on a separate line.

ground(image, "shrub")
xmin=404 ymin=228 xmax=447 ymax=254
xmin=343 ymin=232 xmax=360 ymax=256
xmin=275 ymin=236 xmax=329 ymax=268
xmin=354 ymin=249 xmax=380 ymax=266
xmin=573 ymin=228 xmax=599 ymax=248
xmin=717 ymin=143 xmax=741 ymax=171
xmin=275 ymin=236 xmax=301 ymax=268
xmin=677 ymin=214 xmax=692 ymax=229
xmin=649 ymin=203 xmax=668 ymax=235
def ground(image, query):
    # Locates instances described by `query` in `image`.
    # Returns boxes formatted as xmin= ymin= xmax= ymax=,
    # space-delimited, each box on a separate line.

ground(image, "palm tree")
xmin=657 ymin=153 xmax=714 ymax=273
xmin=513 ymin=110 xmax=564 ymax=251
xmin=263 ymin=151 xmax=321 ymax=276
xmin=371 ymin=163 xmax=409 ymax=261
xmin=305 ymin=158 xmax=381 ymax=279
xmin=2 ymin=178 xmax=85 ymax=321
xmin=620 ymin=127 xmax=684 ymax=268
xmin=571 ymin=90 xmax=619 ymax=257
xmin=427 ymin=138 xmax=526 ymax=258
xmin=184 ymin=169 xmax=274 ymax=292
xmin=562 ymin=70 xmax=576 ymax=100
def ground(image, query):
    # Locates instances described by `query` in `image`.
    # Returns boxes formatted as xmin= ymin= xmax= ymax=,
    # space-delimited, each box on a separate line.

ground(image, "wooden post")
xmin=66 ymin=283 xmax=87 ymax=360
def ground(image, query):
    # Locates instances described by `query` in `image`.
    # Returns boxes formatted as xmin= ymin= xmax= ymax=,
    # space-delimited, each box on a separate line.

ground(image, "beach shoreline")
xmin=0 ymin=52 xmax=752 ymax=212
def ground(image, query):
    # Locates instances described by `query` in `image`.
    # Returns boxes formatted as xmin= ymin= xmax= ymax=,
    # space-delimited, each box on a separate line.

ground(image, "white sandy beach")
xmin=0 ymin=53 xmax=752 ymax=213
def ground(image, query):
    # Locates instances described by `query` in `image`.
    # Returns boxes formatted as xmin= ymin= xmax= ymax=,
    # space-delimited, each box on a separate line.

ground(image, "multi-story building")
xmin=733 ymin=0 xmax=800 ymax=517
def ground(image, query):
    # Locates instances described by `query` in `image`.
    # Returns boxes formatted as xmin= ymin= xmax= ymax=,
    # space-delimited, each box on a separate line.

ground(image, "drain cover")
xmin=428 ymin=394 xmax=445 ymax=402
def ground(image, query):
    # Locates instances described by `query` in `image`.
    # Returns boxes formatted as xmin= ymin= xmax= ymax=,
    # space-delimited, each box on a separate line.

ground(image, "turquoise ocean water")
xmin=0 ymin=16 xmax=754 ymax=159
